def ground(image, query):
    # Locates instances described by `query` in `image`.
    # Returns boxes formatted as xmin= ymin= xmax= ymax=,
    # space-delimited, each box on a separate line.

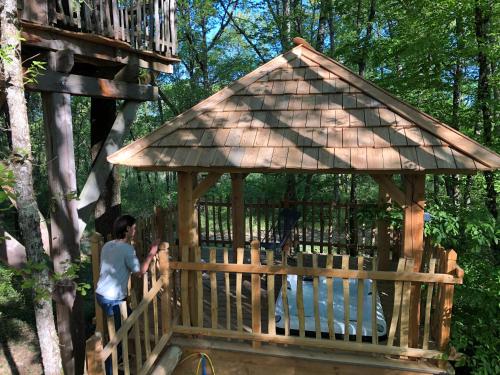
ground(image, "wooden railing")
xmin=168 ymin=241 xmax=463 ymax=360
xmin=86 ymin=242 xmax=173 ymax=375
xmin=20 ymin=0 xmax=177 ymax=57
xmin=136 ymin=200 xmax=400 ymax=256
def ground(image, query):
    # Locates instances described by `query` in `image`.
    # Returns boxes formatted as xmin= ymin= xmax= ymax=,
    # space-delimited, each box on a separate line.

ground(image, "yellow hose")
xmin=178 ymin=352 xmax=216 ymax=375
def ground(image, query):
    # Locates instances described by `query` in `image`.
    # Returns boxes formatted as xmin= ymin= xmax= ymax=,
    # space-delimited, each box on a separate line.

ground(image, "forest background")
xmin=0 ymin=0 xmax=498 ymax=374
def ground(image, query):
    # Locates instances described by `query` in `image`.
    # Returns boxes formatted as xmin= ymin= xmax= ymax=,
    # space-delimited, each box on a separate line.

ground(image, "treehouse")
xmin=86 ymin=39 xmax=500 ymax=374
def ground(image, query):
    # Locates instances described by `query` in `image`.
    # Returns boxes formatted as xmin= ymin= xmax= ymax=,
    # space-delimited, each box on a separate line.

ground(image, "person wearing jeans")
xmin=95 ymin=215 xmax=159 ymax=374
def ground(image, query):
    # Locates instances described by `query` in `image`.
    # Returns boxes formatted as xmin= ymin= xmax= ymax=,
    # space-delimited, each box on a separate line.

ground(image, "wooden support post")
xmin=85 ymin=333 xmax=105 ymax=375
xmin=42 ymin=91 xmax=85 ymax=374
xmin=158 ymin=242 xmax=171 ymax=335
xmin=90 ymin=98 xmax=120 ymax=240
xmin=250 ymin=240 xmax=261 ymax=348
xmin=78 ymin=100 xmax=140 ymax=239
xmin=402 ymin=174 xmax=425 ymax=348
xmin=437 ymin=249 xmax=457 ymax=351
xmin=177 ymin=172 xmax=198 ymax=325
xmin=377 ymin=186 xmax=391 ymax=271
xmin=231 ymin=173 xmax=245 ymax=254
xmin=91 ymin=233 xmax=105 ymax=336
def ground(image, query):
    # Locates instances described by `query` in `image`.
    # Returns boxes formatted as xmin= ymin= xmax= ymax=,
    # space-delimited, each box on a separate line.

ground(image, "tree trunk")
xmin=0 ymin=0 xmax=63 ymax=374
xmin=358 ymin=0 xmax=376 ymax=76
xmin=315 ymin=0 xmax=330 ymax=52
xmin=445 ymin=8 xmax=464 ymax=204
xmin=475 ymin=0 xmax=497 ymax=220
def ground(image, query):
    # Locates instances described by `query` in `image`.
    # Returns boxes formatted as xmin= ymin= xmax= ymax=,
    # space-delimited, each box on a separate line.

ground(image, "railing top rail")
xmin=168 ymin=261 xmax=463 ymax=284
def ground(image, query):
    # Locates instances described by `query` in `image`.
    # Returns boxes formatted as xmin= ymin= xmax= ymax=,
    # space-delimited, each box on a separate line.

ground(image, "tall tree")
xmin=475 ymin=0 xmax=497 ymax=220
xmin=0 ymin=0 xmax=63 ymax=374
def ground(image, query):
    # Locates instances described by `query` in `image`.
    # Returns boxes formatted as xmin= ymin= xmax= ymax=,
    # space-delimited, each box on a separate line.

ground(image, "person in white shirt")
xmin=95 ymin=215 xmax=158 ymax=373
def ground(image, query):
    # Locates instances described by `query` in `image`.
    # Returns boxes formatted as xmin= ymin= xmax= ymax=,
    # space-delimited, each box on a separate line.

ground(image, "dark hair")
xmin=113 ymin=215 xmax=136 ymax=239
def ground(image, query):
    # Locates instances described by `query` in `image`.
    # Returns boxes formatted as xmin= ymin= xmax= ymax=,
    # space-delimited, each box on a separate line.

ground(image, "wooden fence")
xmin=86 ymin=236 xmax=463 ymax=373
xmin=169 ymin=241 xmax=462 ymax=359
xmin=20 ymin=0 xmax=176 ymax=56
xmin=139 ymin=199 xmax=401 ymax=256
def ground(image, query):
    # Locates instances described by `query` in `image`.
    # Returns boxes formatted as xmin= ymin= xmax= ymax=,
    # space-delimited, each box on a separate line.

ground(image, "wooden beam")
xmin=177 ymin=172 xmax=198 ymax=326
xmin=26 ymin=70 xmax=158 ymax=101
xmin=168 ymin=262 xmax=462 ymax=284
xmin=231 ymin=173 xmax=245 ymax=252
xmin=192 ymin=173 xmax=222 ymax=201
xmin=172 ymin=325 xmax=450 ymax=360
xmin=403 ymin=175 xmax=426 ymax=263
xmin=48 ymin=50 xmax=74 ymax=73
xmin=78 ymin=101 xmax=141 ymax=239
xmin=21 ymin=23 xmax=178 ymax=73
xmin=402 ymin=174 xmax=425 ymax=349
xmin=371 ymin=175 xmax=406 ymax=207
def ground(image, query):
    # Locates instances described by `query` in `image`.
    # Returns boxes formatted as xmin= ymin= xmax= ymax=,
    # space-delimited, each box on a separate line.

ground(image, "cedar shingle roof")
xmin=108 ymin=42 xmax=500 ymax=173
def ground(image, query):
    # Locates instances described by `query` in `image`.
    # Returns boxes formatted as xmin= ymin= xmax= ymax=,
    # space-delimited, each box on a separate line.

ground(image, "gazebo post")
xmin=177 ymin=171 xmax=199 ymax=326
xmin=402 ymin=174 xmax=426 ymax=348
xmin=231 ymin=173 xmax=245 ymax=254
xmin=377 ymin=186 xmax=391 ymax=271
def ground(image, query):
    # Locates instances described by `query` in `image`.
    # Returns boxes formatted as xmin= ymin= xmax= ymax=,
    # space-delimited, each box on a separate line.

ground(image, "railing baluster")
xmin=400 ymin=258 xmax=414 ymax=348
xmin=387 ymin=258 xmax=406 ymax=346
xmin=151 ymin=261 xmax=159 ymax=346
xmin=142 ymin=270 xmax=151 ymax=358
xmin=342 ymin=254 xmax=350 ymax=341
xmin=281 ymin=251 xmax=290 ymax=336
xmin=326 ymin=253 xmax=335 ymax=340
xmin=297 ymin=253 xmax=305 ymax=338
xmin=423 ymin=258 xmax=436 ymax=350
xmin=267 ymin=250 xmax=276 ymax=335
xmin=236 ymin=247 xmax=244 ymax=332
xmin=356 ymin=256 xmax=364 ymax=343
xmin=195 ymin=246 xmax=203 ymax=328
xmin=371 ymin=257 xmax=378 ymax=345
xmin=313 ymin=253 xmax=321 ymax=339
xmin=251 ymin=240 xmax=261 ymax=348
xmin=118 ymin=302 xmax=130 ymax=375
xmin=210 ymin=248 xmax=218 ymax=329
xmin=130 ymin=293 xmax=142 ymax=373
xmin=106 ymin=315 xmax=118 ymax=375
xmin=181 ymin=246 xmax=190 ymax=326
xmin=223 ymin=248 xmax=231 ymax=331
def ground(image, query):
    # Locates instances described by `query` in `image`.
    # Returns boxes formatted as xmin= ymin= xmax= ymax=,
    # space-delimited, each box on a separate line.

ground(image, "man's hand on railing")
xmin=137 ymin=239 xmax=161 ymax=276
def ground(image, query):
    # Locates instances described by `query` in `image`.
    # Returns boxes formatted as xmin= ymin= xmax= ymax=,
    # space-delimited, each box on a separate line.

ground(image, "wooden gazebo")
xmin=98 ymin=39 xmax=500 ymax=374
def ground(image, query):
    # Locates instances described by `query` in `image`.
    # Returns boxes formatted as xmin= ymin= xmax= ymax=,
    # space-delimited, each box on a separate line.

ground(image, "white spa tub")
xmin=275 ymin=275 xmax=387 ymax=339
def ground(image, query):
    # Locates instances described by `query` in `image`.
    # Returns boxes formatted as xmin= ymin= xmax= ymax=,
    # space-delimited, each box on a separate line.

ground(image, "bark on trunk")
xmin=0 ymin=0 xmax=63 ymax=374
xmin=315 ymin=0 xmax=330 ymax=52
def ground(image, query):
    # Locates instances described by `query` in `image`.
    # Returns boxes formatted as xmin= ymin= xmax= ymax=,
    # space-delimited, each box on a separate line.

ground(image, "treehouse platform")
xmin=19 ymin=0 xmax=178 ymax=75
xmin=85 ymin=38 xmax=500 ymax=375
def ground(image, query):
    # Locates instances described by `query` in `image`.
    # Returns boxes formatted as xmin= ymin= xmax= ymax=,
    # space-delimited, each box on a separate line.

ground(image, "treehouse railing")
xmin=20 ymin=0 xmax=177 ymax=57
xmin=86 ymin=241 xmax=173 ymax=375
xmin=168 ymin=241 xmax=463 ymax=360
xmin=135 ymin=200 xmax=401 ymax=257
